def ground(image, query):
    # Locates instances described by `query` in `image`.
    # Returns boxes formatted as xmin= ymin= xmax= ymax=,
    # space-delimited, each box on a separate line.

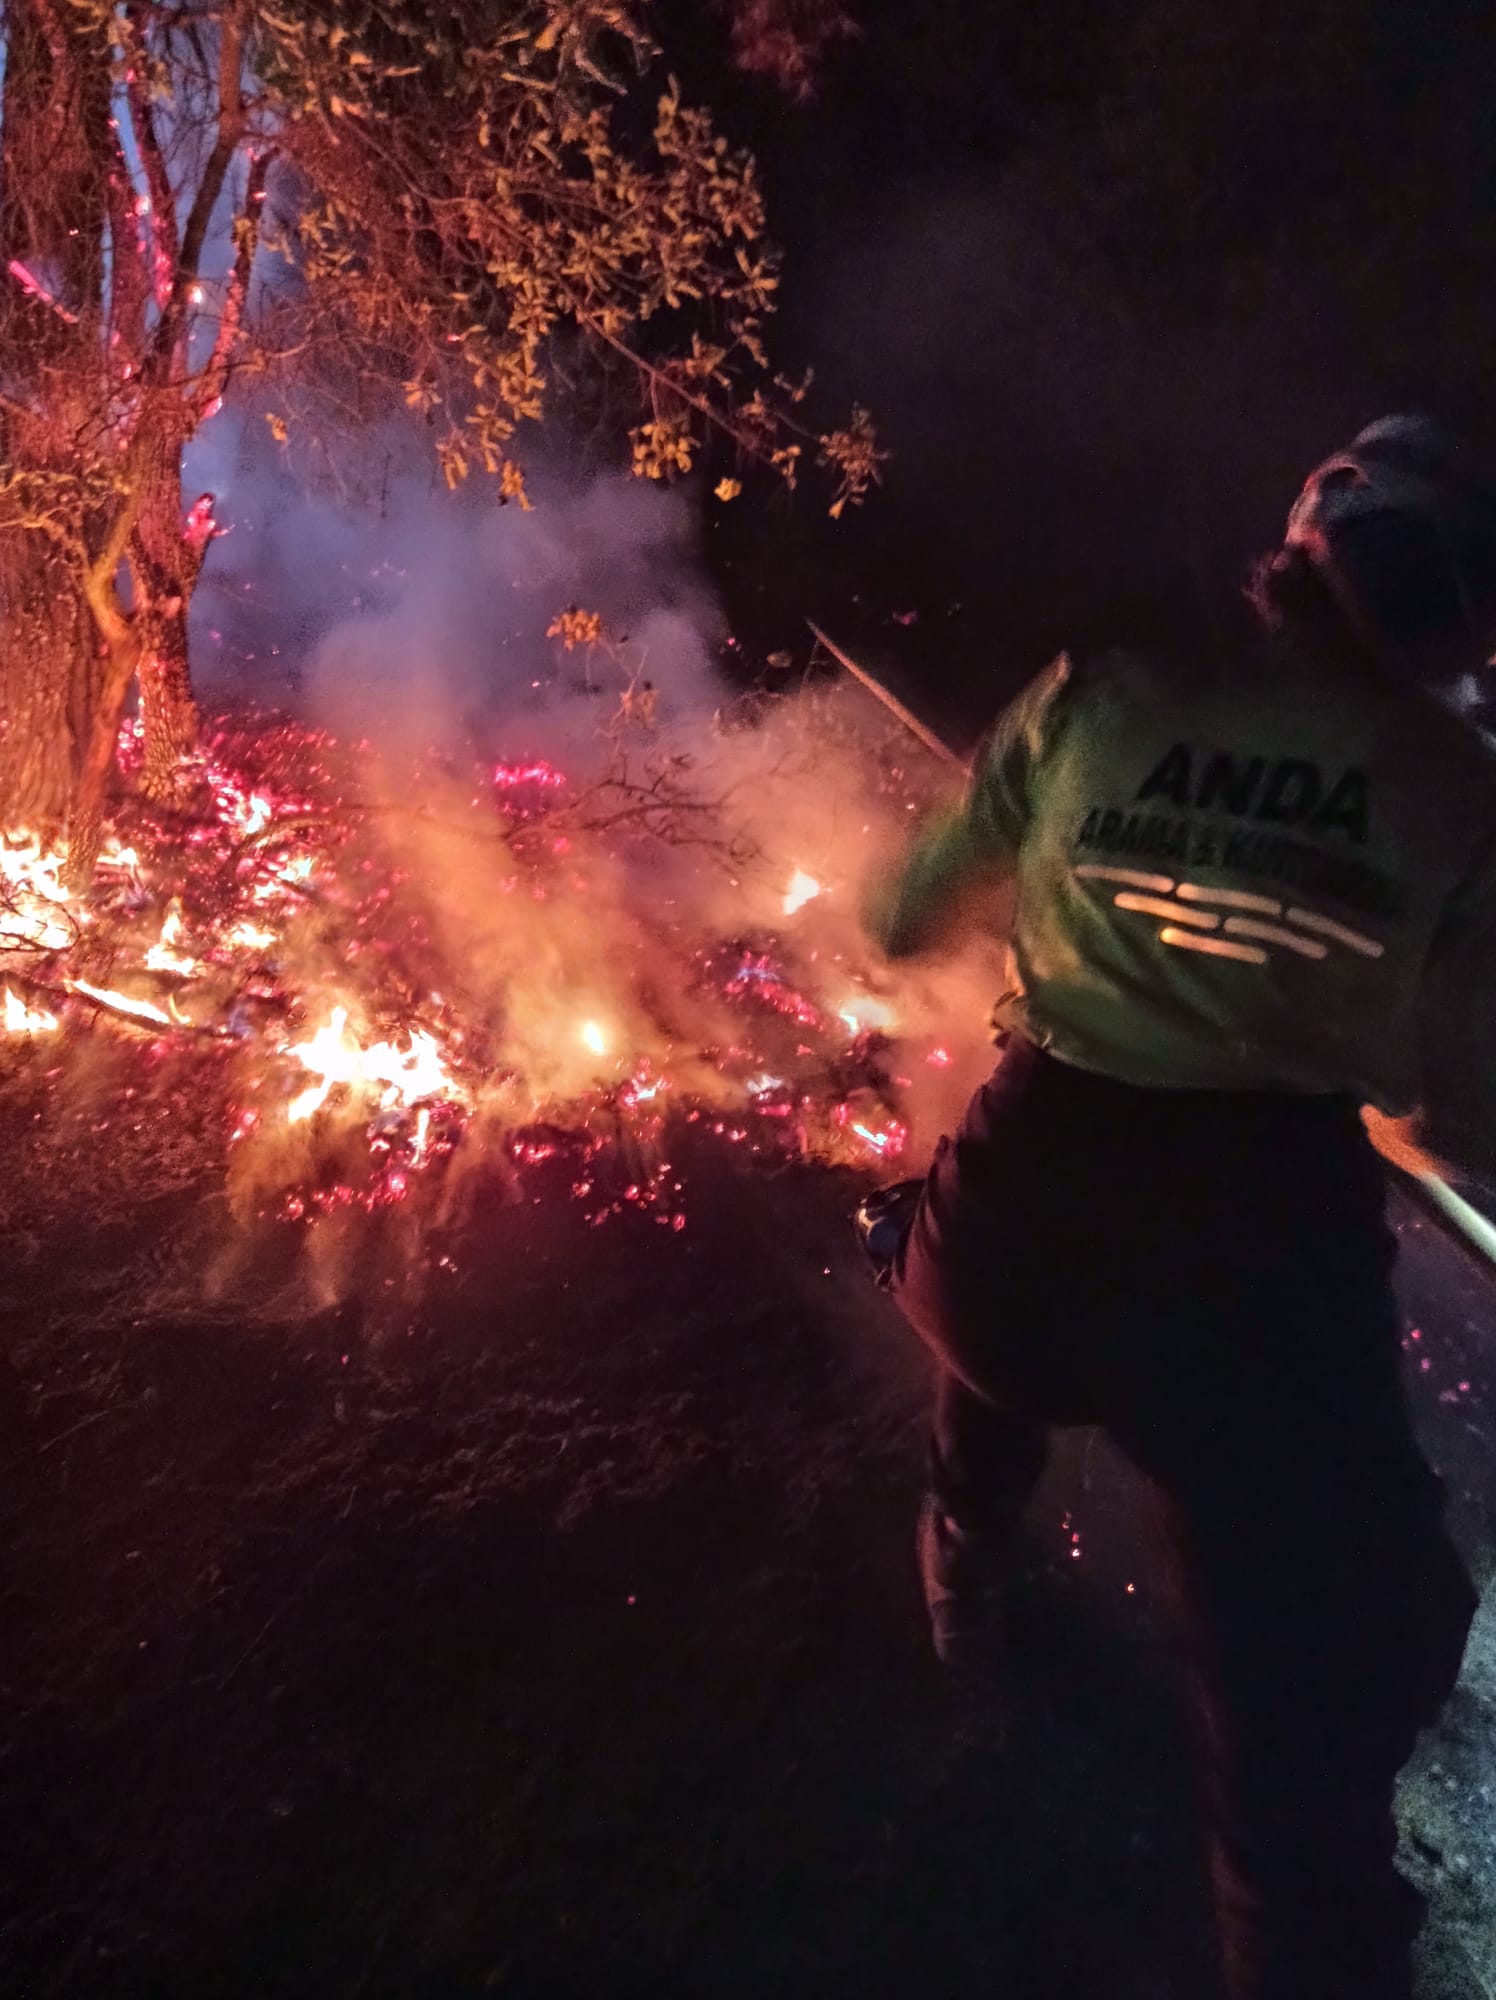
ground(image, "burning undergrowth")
xmin=0 ymin=677 xmax=1005 ymax=1316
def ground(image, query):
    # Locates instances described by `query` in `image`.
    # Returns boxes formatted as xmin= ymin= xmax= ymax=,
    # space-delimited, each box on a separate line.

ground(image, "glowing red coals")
xmin=1 ymin=708 xmax=954 ymax=1247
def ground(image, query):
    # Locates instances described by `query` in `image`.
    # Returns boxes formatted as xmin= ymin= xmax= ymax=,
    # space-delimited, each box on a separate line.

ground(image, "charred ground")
xmin=1 ymin=1084 xmax=1493 ymax=2000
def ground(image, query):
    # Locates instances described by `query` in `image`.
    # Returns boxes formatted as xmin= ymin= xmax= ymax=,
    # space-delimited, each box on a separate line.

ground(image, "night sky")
xmin=666 ymin=0 xmax=1496 ymax=735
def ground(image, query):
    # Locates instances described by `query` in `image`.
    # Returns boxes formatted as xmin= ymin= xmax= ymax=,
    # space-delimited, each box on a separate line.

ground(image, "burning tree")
xmin=0 ymin=0 xmax=879 ymax=881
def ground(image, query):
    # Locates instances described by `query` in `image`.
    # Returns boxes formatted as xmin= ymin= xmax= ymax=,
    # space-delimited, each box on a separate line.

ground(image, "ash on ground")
xmin=1 ymin=1122 xmax=1493 ymax=1998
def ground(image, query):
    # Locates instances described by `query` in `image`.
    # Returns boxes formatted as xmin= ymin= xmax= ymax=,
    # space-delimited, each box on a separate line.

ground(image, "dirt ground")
xmin=1 ymin=1126 xmax=1493 ymax=1999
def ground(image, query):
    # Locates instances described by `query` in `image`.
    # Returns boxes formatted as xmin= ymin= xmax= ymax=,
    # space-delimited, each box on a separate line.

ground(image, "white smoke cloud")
xmin=182 ymin=414 xmax=1008 ymax=1255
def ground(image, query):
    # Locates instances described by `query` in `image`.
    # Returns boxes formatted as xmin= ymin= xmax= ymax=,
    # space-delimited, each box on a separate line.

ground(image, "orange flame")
xmin=143 ymin=900 xmax=200 ymax=977
xmin=3 ymin=987 xmax=58 ymax=1035
xmin=69 ymin=979 xmax=176 ymax=1027
xmin=838 ymin=994 xmax=896 ymax=1035
xmin=0 ymin=833 xmax=74 ymax=949
xmin=284 ymin=1006 xmax=460 ymax=1124
xmin=782 ymin=868 xmax=822 ymax=916
xmin=579 ymin=1019 xmax=610 ymax=1058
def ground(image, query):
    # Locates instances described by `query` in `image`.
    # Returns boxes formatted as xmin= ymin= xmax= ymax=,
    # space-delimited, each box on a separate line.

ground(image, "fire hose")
xmin=808 ymin=619 xmax=1496 ymax=1277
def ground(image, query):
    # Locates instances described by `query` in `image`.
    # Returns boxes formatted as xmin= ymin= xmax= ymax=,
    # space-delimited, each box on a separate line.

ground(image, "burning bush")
xmin=0 ymin=675 xmax=1003 ymax=1312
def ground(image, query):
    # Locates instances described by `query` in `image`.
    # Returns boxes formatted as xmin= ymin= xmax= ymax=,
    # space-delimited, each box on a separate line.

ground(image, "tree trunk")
xmin=134 ymin=439 xmax=202 ymax=803
xmin=0 ymin=0 xmax=118 ymax=852
xmin=0 ymin=530 xmax=92 ymax=835
xmin=65 ymin=633 xmax=137 ymax=889
xmin=137 ymin=621 xmax=199 ymax=803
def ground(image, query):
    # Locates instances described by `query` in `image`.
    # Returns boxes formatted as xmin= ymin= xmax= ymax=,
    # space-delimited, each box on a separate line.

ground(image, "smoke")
xmin=185 ymin=421 xmax=726 ymax=741
xmin=177 ymin=419 xmax=1007 ymax=1317
xmin=185 ymin=7 xmax=1496 ymax=1316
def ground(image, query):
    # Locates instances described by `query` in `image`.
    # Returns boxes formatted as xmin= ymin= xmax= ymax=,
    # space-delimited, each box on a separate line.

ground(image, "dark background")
xmin=661 ymin=0 xmax=1496 ymax=739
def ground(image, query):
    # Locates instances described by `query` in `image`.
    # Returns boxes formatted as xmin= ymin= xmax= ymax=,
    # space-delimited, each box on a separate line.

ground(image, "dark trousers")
xmin=892 ymin=1039 xmax=1477 ymax=2000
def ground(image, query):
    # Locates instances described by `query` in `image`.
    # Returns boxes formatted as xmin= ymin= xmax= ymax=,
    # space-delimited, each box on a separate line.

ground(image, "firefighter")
xmin=861 ymin=416 xmax=1491 ymax=2000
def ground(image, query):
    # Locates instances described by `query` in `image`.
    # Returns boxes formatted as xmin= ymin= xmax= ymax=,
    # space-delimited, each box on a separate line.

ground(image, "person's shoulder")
xmin=1055 ymin=587 xmax=1256 ymax=693
xmin=1048 ymin=640 xmax=1192 ymax=708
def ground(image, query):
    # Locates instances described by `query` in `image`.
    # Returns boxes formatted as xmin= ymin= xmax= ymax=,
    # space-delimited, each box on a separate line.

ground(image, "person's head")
xmin=1249 ymin=416 xmax=1496 ymax=688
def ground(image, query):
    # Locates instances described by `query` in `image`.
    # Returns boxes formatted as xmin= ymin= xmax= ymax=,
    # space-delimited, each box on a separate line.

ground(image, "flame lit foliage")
xmin=0 ymin=0 xmax=879 ymax=863
xmin=270 ymin=1 xmax=882 ymax=510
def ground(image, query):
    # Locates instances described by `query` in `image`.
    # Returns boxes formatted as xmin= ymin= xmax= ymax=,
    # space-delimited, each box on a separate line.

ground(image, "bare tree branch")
xmin=192 ymin=145 xmax=272 ymax=424
xmin=143 ymin=2 xmax=246 ymax=387
xmin=121 ymin=4 xmax=182 ymax=277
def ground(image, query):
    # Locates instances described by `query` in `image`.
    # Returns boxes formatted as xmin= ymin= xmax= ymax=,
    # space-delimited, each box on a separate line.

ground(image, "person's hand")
xmin=1361 ymin=1105 xmax=1456 ymax=1180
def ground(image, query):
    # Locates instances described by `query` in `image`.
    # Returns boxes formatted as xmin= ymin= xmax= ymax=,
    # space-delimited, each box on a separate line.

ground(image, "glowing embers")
xmin=493 ymin=760 xmax=567 ymax=794
xmin=0 ymin=701 xmax=952 ymax=1236
xmin=722 ymin=949 xmax=823 ymax=1029
xmin=283 ymin=1005 xmax=464 ymax=1124
xmin=836 ymin=1102 xmax=908 ymax=1161
xmin=491 ymin=761 xmax=569 ymax=823
xmin=207 ymin=755 xmax=295 ymax=839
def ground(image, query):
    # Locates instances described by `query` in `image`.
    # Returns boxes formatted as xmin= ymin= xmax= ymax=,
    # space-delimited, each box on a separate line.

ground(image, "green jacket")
xmin=873 ymin=640 xmax=1496 ymax=1169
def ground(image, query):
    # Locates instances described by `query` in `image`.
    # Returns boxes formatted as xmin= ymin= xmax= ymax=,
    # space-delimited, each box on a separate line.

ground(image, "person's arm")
xmin=865 ymin=655 xmax=1073 ymax=960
